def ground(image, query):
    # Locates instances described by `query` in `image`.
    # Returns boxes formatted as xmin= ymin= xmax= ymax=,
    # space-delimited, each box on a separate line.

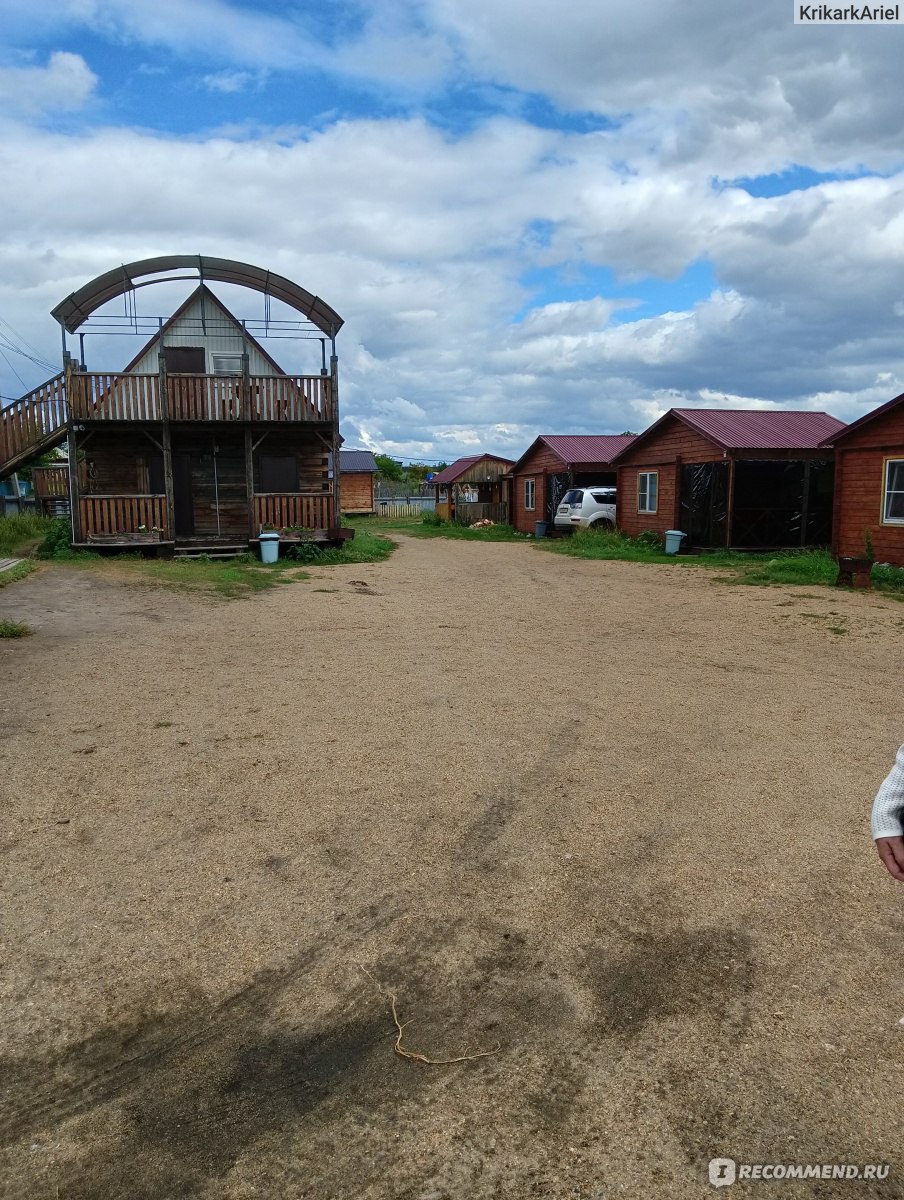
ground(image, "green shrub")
xmin=287 ymin=541 xmax=323 ymax=563
xmin=0 ymin=513 xmax=53 ymax=556
xmin=421 ymin=510 xmax=443 ymax=526
xmin=633 ymin=529 xmax=665 ymax=551
xmin=36 ymin=517 xmax=74 ymax=558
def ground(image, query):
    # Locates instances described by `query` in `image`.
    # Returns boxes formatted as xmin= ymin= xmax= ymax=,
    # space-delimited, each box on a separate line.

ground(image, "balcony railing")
xmin=80 ymin=494 xmax=169 ymax=540
xmin=254 ymin=493 xmax=334 ymax=530
xmin=67 ymin=373 xmax=333 ymax=423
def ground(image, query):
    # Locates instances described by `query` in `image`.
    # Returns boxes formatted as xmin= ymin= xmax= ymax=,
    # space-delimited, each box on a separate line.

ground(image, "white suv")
xmin=554 ymin=486 xmax=617 ymax=532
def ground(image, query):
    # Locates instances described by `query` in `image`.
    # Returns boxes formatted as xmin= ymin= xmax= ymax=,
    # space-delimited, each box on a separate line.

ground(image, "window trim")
xmin=637 ymin=470 xmax=658 ymax=514
xmin=524 ymin=478 xmax=536 ymax=512
xmin=882 ymin=456 xmax=904 ymax=525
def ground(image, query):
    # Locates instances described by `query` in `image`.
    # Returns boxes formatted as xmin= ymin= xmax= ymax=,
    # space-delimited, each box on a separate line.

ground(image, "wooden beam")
xmin=245 ymin=426 xmax=255 ymax=540
xmin=67 ymin=427 xmax=81 ymax=543
xmin=162 ymin=422 xmax=175 ymax=542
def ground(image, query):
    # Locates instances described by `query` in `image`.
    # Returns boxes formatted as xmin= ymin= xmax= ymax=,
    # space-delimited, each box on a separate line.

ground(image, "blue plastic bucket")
xmin=259 ymin=532 xmax=280 ymax=563
xmin=664 ymin=529 xmax=686 ymax=555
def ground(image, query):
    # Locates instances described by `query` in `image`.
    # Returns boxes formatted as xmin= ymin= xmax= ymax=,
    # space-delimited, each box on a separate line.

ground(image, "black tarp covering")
xmin=731 ymin=459 xmax=833 ymax=548
xmin=680 ymin=462 xmax=729 ymax=547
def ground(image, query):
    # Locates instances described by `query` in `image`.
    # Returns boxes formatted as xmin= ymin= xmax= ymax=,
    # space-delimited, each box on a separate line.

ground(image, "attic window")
xmin=212 ymin=354 xmax=243 ymax=376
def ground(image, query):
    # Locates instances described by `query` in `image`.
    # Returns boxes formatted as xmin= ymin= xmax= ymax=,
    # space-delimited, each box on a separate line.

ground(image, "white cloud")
xmin=0 ymin=52 xmax=97 ymax=116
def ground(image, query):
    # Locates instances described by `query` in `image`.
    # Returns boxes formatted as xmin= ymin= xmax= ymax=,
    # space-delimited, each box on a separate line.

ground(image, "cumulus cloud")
xmin=0 ymin=51 xmax=97 ymax=116
xmin=3 ymin=5 xmax=904 ymax=456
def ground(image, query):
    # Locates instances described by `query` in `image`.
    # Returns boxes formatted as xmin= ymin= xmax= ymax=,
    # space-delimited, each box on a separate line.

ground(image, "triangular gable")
xmin=122 ymin=285 xmax=286 ymax=374
xmin=434 ymin=453 xmax=516 ymax=485
xmin=820 ymin=391 xmax=904 ymax=446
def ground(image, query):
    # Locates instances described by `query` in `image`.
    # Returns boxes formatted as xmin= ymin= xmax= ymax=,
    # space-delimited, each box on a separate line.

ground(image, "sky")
xmin=2 ymin=1 xmax=904 ymax=462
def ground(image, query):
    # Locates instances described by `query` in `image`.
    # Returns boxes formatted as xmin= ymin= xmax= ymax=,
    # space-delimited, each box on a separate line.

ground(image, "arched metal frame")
xmin=51 ymin=255 xmax=344 ymax=338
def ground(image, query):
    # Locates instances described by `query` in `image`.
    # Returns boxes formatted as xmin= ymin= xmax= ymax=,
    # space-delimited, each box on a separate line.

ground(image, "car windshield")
xmin=561 ymin=490 xmax=583 ymax=505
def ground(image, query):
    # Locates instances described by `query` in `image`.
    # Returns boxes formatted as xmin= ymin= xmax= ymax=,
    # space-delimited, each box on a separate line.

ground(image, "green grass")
xmin=0 ymin=618 xmax=33 ymax=638
xmin=0 ymin=513 xmax=53 ymax=557
xmin=345 ymin=514 xmax=525 ymax=542
xmin=0 ymin=561 xmax=35 ymax=588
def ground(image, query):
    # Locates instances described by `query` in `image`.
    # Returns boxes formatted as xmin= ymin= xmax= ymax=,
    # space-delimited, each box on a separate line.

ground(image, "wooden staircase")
xmin=0 ymin=374 xmax=68 ymax=480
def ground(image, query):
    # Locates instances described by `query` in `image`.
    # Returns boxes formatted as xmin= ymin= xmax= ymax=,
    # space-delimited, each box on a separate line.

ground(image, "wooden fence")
xmin=67 ymin=373 xmax=332 ymax=423
xmin=254 ymin=493 xmax=333 ymax=529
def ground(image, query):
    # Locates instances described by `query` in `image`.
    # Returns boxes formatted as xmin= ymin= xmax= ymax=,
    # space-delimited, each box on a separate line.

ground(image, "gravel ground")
xmin=1 ymin=537 xmax=903 ymax=1200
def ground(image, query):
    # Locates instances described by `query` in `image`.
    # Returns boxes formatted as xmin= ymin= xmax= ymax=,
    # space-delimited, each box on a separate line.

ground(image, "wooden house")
xmin=0 ymin=255 xmax=346 ymax=551
xmin=820 ymin=391 xmax=904 ymax=566
xmin=338 ymin=449 xmax=379 ymax=515
xmin=432 ymin=454 xmax=515 ymax=524
xmin=508 ymin=435 xmax=635 ymax=534
xmin=610 ymin=409 xmax=845 ymax=549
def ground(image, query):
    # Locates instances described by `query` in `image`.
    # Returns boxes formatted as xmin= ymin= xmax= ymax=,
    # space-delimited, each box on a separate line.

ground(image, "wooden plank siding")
xmin=511 ymin=442 xmax=563 ymax=533
xmin=832 ymin=404 xmax=904 ymax=563
xmin=341 ymin=471 xmax=375 ymax=513
xmin=254 ymin=494 xmax=334 ymax=529
xmin=614 ymin=417 xmax=725 ymax=538
xmin=80 ymin=495 xmax=168 ymax=538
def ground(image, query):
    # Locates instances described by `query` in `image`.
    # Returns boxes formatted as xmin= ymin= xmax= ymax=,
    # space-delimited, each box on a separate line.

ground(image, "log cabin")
xmin=610 ymin=408 xmax=846 ymax=549
xmin=508 ymin=435 xmax=636 ymax=534
xmin=432 ymin=454 xmax=515 ymax=524
xmin=0 ymin=256 xmax=347 ymax=552
xmin=821 ymin=391 xmax=904 ymax=567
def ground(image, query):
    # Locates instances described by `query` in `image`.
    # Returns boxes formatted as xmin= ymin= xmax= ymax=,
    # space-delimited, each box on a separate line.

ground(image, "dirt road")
xmin=1 ymin=538 xmax=903 ymax=1198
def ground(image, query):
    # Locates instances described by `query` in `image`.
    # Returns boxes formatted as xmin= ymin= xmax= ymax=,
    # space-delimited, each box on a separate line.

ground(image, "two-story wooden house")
xmin=0 ymin=255 xmax=346 ymax=552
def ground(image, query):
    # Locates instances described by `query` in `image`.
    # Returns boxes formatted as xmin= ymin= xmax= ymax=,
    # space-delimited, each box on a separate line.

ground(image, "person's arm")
xmin=872 ymin=744 xmax=904 ymax=882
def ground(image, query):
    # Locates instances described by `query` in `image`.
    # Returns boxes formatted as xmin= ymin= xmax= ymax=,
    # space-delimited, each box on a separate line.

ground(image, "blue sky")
xmin=2 ymin=1 xmax=904 ymax=459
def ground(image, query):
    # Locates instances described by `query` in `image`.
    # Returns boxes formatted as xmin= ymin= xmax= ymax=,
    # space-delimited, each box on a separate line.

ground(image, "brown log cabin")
xmin=0 ymin=256 xmax=346 ymax=552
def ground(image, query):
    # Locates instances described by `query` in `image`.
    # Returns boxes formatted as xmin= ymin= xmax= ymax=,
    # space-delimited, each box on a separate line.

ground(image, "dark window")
xmin=591 ymin=490 xmax=616 ymax=504
xmin=260 ymin=455 xmax=298 ymax=493
xmin=164 ymin=347 xmax=206 ymax=373
xmin=561 ymin=490 xmax=583 ymax=506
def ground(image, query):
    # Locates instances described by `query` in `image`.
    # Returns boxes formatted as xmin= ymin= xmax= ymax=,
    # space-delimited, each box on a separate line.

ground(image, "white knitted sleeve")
xmin=872 ymin=744 xmax=904 ymax=840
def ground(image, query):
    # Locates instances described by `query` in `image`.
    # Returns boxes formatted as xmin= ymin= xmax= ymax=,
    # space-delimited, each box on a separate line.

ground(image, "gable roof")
xmin=611 ymin=408 xmax=845 ymax=462
xmin=433 ymin=453 xmax=516 ymax=484
xmin=818 ymin=391 xmax=904 ymax=446
xmin=510 ymin=434 xmax=635 ymax=473
xmin=339 ymin=449 xmax=379 ymax=473
xmin=122 ymin=285 xmax=286 ymax=374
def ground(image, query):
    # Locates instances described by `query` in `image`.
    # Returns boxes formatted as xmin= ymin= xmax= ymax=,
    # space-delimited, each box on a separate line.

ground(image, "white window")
xmin=638 ymin=471 xmax=658 ymax=514
xmin=524 ymin=478 xmax=536 ymax=511
xmin=884 ymin=459 xmax=904 ymax=524
xmin=212 ymin=353 xmax=243 ymax=376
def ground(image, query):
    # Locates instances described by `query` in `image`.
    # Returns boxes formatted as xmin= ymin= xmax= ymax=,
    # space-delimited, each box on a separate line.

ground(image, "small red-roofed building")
xmin=508 ymin=434 xmax=636 ymax=534
xmin=610 ymin=408 xmax=846 ymax=549
xmin=432 ymin=453 xmax=515 ymax=524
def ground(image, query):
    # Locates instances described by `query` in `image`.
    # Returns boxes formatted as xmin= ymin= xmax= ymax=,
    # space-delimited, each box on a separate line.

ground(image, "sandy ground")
xmin=1 ymin=537 xmax=903 ymax=1200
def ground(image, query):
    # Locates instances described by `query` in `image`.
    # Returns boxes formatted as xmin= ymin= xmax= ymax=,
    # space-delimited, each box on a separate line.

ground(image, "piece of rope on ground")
xmin=362 ymin=967 xmax=500 ymax=1065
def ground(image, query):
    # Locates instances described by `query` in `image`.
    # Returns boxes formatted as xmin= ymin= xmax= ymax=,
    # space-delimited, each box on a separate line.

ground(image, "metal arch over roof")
xmin=50 ymin=255 xmax=344 ymax=337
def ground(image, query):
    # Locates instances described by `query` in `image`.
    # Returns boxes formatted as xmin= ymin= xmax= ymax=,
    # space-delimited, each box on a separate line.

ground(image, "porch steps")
xmin=174 ymin=544 xmax=248 ymax=560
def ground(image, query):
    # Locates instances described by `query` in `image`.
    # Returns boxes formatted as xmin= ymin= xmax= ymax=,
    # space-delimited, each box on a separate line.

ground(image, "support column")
xmin=67 ymin=427 xmax=81 ymax=544
xmin=162 ymin=422 xmax=175 ymax=543
xmin=245 ymin=426 xmax=255 ymax=541
xmin=330 ymin=352 xmax=341 ymax=529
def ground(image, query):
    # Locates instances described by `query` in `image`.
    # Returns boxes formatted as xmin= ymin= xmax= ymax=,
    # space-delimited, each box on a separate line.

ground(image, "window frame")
xmin=524 ymin=478 xmax=536 ymax=512
xmin=637 ymin=471 xmax=658 ymax=514
xmin=882 ymin=457 xmax=904 ymax=525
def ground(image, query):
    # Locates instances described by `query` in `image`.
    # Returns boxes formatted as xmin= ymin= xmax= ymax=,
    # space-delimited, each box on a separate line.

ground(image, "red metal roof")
xmin=672 ymin=408 xmax=846 ymax=450
xmin=818 ymin=391 xmax=904 ymax=445
xmin=539 ymin=434 xmax=636 ymax=465
xmin=433 ymin=453 xmax=515 ymax=484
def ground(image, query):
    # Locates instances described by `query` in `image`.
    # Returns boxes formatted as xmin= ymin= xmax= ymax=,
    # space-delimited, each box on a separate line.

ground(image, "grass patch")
xmin=0 ymin=561 xmax=35 ymax=588
xmin=99 ymin=554 xmax=305 ymax=600
xmin=346 ymin=515 xmax=524 ymax=542
xmin=0 ymin=513 xmax=53 ymax=556
xmin=0 ymin=618 xmax=33 ymax=638
xmin=540 ymin=527 xmax=673 ymax=563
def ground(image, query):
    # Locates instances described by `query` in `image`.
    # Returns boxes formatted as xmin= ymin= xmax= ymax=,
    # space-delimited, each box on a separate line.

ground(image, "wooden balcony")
xmin=254 ymin=493 xmax=334 ymax=530
xmin=67 ymin=373 xmax=333 ymax=423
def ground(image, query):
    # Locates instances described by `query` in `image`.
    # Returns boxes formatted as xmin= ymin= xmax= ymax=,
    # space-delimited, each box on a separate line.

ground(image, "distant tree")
xmin=620 ymin=430 xmax=638 ymax=436
xmin=374 ymin=453 xmax=404 ymax=482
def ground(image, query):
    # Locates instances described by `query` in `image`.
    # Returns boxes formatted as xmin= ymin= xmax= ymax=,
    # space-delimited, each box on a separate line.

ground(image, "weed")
xmin=0 ymin=619 xmax=33 ymax=638
xmin=0 ymin=513 xmax=53 ymax=557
